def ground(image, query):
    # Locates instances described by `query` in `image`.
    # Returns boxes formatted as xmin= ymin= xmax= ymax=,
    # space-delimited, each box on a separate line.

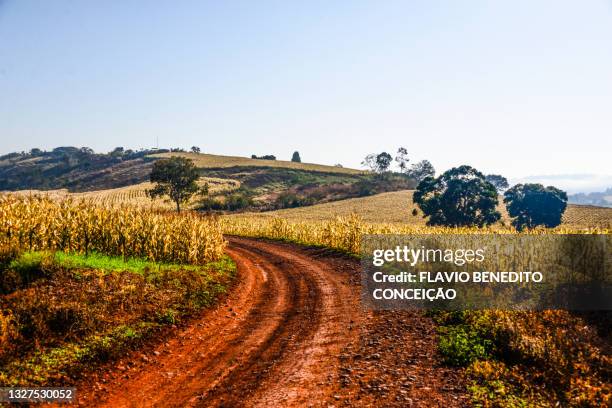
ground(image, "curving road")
xmin=78 ymin=237 xmax=360 ymax=407
xmin=76 ymin=237 xmax=467 ymax=407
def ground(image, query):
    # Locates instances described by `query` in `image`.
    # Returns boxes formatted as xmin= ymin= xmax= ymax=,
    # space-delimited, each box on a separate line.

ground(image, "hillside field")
xmin=150 ymin=152 xmax=363 ymax=174
xmin=8 ymin=178 xmax=240 ymax=210
xmin=232 ymin=190 xmax=612 ymax=229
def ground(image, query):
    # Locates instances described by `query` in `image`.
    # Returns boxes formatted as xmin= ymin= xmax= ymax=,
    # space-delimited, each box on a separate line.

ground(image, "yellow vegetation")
xmin=7 ymin=178 xmax=239 ymax=210
xmin=222 ymin=213 xmax=608 ymax=255
xmin=236 ymin=190 xmax=612 ymax=229
xmin=0 ymin=195 xmax=226 ymax=264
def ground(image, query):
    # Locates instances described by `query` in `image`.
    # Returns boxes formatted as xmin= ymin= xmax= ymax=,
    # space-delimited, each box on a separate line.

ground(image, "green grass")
xmin=52 ymin=251 xmax=203 ymax=274
xmin=9 ymin=250 xmax=235 ymax=276
xmin=9 ymin=251 xmax=44 ymax=271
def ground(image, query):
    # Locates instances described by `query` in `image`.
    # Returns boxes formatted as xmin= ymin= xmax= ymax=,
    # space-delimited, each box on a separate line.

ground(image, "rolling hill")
xmin=0 ymin=148 xmax=362 ymax=193
xmin=234 ymin=190 xmax=612 ymax=229
xmin=1 ymin=147 xmax=414 ymax=211
xmin=150 ymin=152 xmax=362 ymax=174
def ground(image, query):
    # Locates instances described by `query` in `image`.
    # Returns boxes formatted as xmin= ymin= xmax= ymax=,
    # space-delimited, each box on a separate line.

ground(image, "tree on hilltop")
xmin=407 ymin=160 xmax=435 ymax=182
xmin=395 ymin=147 xmax=409 ymax=173
xmin=362 ymin=152 xmax=393 ymax=176
xmin=147 ymin=157 xmax=206 ymax=212
xmin=504 ymin=184 xmax=567 ymax=230
xmin=291 ymin=151 xmax=301 ymax=162
xmin=413 ymin=165 xmax=500 ymax=227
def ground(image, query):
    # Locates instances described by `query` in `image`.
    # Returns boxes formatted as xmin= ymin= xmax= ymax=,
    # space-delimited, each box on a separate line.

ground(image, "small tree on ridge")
xmin=147 ymin=157 xmax=205 ymax=212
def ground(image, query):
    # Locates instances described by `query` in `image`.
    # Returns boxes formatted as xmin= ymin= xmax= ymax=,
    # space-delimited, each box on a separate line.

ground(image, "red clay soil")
xmin=75 ymin=237 xmax=468 ymax=407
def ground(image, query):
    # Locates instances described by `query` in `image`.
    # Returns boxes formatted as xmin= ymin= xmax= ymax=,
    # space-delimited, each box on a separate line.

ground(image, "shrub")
xmin=438 ymin=325 xmax=492 ymax=366
xmin=198 ymin=191 xmax=253 ymax=212
xmin=275 ymin=192 xmax=315 ymax=209
xmin=251 ymin=154 xmax=276 ymax=160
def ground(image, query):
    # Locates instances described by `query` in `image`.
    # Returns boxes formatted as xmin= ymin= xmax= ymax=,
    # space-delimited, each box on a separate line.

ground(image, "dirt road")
xmin=77 ymin=238 xmax=467 ymax=407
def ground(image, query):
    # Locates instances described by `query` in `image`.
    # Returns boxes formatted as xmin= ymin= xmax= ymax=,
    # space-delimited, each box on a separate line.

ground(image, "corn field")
xmin=8 ymin=178 xmax=240 ymax=211
xmin=222 ymin=214 xmax=609 ymax=255
xmin=0 ymin=195 xmax=226 ymax=264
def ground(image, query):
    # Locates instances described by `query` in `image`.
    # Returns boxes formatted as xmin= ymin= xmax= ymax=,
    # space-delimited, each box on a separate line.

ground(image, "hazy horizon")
xmin=1 ymin=1 xmax=611 ymax=184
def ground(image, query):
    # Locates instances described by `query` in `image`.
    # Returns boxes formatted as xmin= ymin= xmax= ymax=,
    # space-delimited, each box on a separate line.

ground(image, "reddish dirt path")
xmin=76 ymin=238 xmax=468 ymax=407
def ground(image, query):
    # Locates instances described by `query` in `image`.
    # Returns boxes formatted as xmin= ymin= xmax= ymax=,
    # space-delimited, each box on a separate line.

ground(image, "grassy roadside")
xmin=0 ymin=250 xmax=236 ymax=386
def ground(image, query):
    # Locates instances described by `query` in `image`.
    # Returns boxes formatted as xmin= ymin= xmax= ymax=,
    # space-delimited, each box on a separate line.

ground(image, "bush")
xmin=434 ymin=309 xmax=612 ymax=407
xmin=354 ymin=179 xmax=376 ymax=197
xmin=251 ymin=154 xmax=276 ymax=160
xmin=275 ymin=192 xmax=315 ymax=209
xmin=438 ymin=325 xmax=492 ymax=366
xmin=225 ymin=193 xmax=253 ymax=211
xmin=198 ymin=191 xmax=253 ymax=211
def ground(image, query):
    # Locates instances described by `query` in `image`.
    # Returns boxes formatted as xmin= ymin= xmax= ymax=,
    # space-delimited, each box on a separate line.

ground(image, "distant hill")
xmin=569 ymin=188 xmax=612 ymax=208
xmin=0 ymin=147 xmax=360 ymax=192
xmin=0 ymin=147 xmax=414 ymax=211
xmin=150 ymin=152 xmax=362 ymax=174
xmin=0 ymin=147 xmax=164 ymax=192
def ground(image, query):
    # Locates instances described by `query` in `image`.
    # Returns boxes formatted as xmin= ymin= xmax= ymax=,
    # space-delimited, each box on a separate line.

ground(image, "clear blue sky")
xmin=1 ymin=0 xmax=611 ymax=190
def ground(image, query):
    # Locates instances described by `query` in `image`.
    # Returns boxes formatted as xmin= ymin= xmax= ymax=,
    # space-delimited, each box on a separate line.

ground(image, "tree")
xmin=376 ymin=152 xmax=393 ymax=173
xmin=191 ymin=146 xmax=201 ymax=153
xmin=413 ymin=165 xmax=501 ymax=227
xmin=485 ymin=174 xmax=509 ymax=192
xmin=291 ymin=151 xmax=301 ymax=163
xmin=361 ymin=153 xmax=377 ymax=171
xmin=361 ymin=152 xmax=392 ymax=175
xmin=147 ymin=157 xmax=204 ymax=212
xmin=395 ymin=147 xmax=409 ymax=173
xmin=407 ymin=160 xmax=435 ymax=182
xmin=503 ymin=184 xmax=567 ymax=230
xmin=110 ymin=147 xmax=124 ymax=157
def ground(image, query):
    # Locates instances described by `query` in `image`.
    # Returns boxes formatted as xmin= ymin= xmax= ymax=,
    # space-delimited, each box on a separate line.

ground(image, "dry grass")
xmin=234 ymin=190 xmax=612 ymax=229
xmin=562 ymin=204 xmax=612 ymax=229
xmin=150 ymin=152 xmax=363 ymax=174
xmin=7 ymin=178 xmax=240 ymax=210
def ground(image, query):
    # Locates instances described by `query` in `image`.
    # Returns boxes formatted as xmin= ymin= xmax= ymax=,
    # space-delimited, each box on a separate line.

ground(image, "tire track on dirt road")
xmin=77 ymin=237 xmax=360 ymax=407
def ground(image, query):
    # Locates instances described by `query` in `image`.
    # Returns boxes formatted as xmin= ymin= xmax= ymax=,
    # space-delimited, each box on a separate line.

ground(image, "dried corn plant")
xmin=0 ymin=195 xmax=226 ymax=264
